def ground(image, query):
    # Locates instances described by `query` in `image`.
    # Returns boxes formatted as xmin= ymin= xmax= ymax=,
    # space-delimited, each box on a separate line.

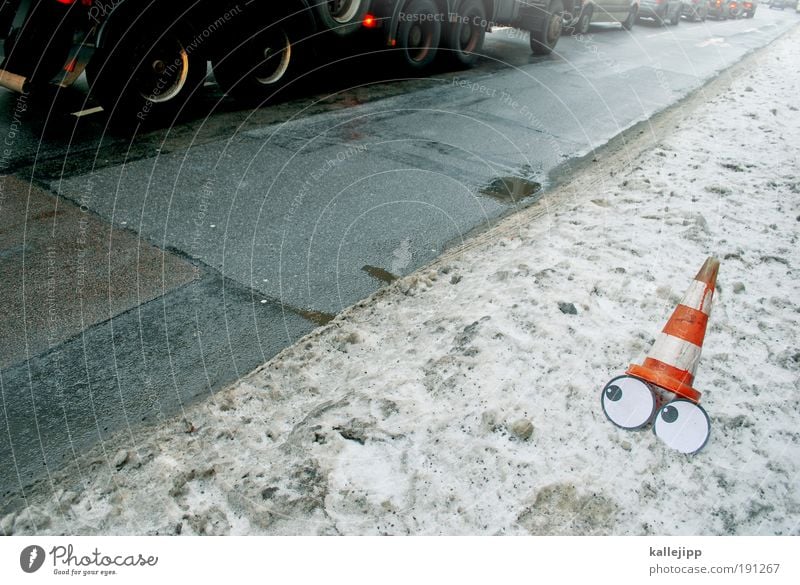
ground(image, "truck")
xmin=0 ymin=1 xmax=565 ymax=123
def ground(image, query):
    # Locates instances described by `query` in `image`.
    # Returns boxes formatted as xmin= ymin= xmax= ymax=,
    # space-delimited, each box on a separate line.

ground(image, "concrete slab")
xmin=0 ymin=175 xmax=198 ymax=369
xmin=0 ymin=270 xmax=315 ymax=503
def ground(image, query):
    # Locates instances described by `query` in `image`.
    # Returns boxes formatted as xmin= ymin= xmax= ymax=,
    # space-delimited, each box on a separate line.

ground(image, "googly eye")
xmin=653 ymin=399 xmax=711 ymax=454
xmin=601 ymin=375 xmax=656 ymax=430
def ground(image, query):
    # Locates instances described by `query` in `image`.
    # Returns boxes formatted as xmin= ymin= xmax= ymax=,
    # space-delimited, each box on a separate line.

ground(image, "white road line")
xmin=71 ymin=106 xmax=104 ymax=118
xmin=696 ymin=38 xmax=728 ymax=47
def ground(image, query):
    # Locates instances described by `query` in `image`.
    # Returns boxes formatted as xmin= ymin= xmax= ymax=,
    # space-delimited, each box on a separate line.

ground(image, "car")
xmin=708 ymin=0 xmax=742 ymax=17
xmin=638 ymin=0 xmax=684 ymax=25
xmin=682 ymin=0 xmax=710 ymax=20
xmin=562 ymin=0 xmax=640 ymax=34
xmin=767 ymin=0 xmax=793 ymax=8
xmin=741 ymin=0 xmax=758 ymax=16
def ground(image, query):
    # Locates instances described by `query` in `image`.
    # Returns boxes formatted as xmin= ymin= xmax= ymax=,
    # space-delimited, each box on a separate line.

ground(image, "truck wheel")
xmin=396 ymin=0 xmax=442 ymax=70
xmin=442 ymin=0 xmax=487 ymax=67
xmin=622 ymin=4 xmax=638 ymax=30
xmin=312 ymin=0 xmax=370 ymax=37
xmin=575 ymin=5 xmax=593 ymax=35
xmin=530 ymin=0 xmax=564 ymax=55
xmin=88 ymin=24 xmax=205 ymax=125
xmin=213 ymin=23 xmax=300 ymax=105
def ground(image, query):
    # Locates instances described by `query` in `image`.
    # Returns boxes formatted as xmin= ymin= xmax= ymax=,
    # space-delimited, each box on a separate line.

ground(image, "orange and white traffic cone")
xmin=601 ymin=257 xmax=720 ymax=454
xmin=627 ymin=256 xmax=719 ymax=404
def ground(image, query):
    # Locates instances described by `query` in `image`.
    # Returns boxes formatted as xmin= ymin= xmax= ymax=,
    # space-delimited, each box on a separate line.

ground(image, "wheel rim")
xmin=254 ymin=31 xmax=292 ymax=85
xmin=406 ymin=22 xmax=435 ymax=62
xmin=327 ymin=0 xmax=361 ymax=24
xmin=137 ymin=40 xmax=190 ymax=103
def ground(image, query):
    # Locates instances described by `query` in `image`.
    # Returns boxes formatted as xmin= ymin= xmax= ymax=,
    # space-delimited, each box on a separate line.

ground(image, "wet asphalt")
xmin=1 ymin=11 xmax=798 ymax=508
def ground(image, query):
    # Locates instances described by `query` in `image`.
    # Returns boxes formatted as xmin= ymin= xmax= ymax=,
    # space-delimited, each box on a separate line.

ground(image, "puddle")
xmin=362 ymin=265 xmax=399 ymax=284
xmin=481 ymin=176 xmax=541 ymax=203
xmin=293 ymin=308 xmax=335 ymax=326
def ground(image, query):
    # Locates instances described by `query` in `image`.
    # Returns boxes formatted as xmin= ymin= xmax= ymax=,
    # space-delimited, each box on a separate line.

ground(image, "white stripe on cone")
xmin=648 ymin=333 xmax=703 ymax=374
xmin=681 ymin=280 xmax=714 ymax=315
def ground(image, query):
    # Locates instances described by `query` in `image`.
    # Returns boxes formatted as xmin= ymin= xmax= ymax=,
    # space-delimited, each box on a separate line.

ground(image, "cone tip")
xmin=695 ymin=257 xmax=720 ymax=287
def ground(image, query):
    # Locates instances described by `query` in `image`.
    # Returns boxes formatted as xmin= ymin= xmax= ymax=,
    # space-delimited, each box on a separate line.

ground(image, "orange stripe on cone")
xmin=626 ymin=257 xmax=720 ymax=403
xmin=628 ymin=361 xmax=700 ymax=403
xmin=663 ymin=305 xmax=709 ymax=346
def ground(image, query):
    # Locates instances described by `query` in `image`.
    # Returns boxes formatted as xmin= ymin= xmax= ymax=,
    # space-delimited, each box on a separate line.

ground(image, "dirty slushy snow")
xmin=4 ymin=29 xmax=799 ymax=536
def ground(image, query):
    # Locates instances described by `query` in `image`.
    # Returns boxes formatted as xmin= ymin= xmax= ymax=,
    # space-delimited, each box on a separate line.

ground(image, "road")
xmin=1 ymin=11 xmax=797 ymax=509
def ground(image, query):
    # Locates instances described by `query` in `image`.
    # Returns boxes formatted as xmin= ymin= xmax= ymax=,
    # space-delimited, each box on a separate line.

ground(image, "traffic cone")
xmin=627 ymin=257 xmax=720 ymax=403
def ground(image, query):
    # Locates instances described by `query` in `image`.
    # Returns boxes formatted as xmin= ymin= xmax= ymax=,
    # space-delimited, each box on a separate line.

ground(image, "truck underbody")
xmin=0 ymin=0 xmax=562 ymax=123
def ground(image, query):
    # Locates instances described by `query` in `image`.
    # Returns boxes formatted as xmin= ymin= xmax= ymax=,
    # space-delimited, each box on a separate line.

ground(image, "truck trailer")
xmin=0 ymin=1 xmax=565 ymax=122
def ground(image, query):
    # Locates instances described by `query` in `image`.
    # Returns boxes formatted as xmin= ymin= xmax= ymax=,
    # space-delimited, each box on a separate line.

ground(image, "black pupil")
xmin=661 ymin=405 xmax=679 ymax=423
xmin=606 ymin=385 xmax=622 ymax=402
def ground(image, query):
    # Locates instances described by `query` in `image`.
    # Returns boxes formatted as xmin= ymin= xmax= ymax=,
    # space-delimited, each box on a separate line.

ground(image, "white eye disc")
xmin=601 ymin=375 xmax=656 ymax=430
xmin=654 ymin=400 xmax=711 ymax=454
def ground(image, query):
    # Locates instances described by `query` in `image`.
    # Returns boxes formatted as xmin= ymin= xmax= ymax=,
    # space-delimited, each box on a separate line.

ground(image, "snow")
xmin=4 ymin=27 xmax=799 ymax=536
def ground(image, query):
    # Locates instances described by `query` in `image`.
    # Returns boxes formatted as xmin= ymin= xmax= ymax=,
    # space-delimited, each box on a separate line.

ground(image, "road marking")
xmin=71 ymin=106 xmax=104 ymax=118
xmin=646 ymin=32 xmax=697 ymax=40
xmin=697 ymin=37 xmax=728 ymax=47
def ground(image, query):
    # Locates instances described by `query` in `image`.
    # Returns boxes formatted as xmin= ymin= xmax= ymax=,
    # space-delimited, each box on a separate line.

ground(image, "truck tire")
xmin=87 ymin=22 xmax=206 ymax=125
xmin=575 ymin=5 xmax=593 ymax=35
xmin=396 ymin=0 xmax=442 ymax=70
xmin=311 ymin=0 xmax=370 ymax=37
xmin=442 ymin=0 xmax=487 ymax=67
xmin=212 ymin=22 xmax=302 ymax=105
xmin=622 ymin=4 xmax=638 ymax=29
xmin=530 ymin=0 xmax=564 ymax=55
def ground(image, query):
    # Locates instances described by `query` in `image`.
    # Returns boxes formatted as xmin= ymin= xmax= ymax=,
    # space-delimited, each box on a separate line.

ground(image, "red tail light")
xmin=363 ymin=13 xmax=377 ymax=28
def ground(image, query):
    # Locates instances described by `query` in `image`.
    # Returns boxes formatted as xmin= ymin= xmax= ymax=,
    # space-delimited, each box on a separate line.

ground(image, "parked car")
xmin=741 ymin=0 xmax=758 ymax=15
xmin=708 ymin=0 xmax=743 ymax=17
xmin=767 ymin=0 xmax=793 ymax=8
xmin=683 ymin=0 xmax=710 ymax=20
xmin=563 ymin=0 xmax=640 ymax=34
xmin=639 ymin=0 xmax=684 ymax=25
